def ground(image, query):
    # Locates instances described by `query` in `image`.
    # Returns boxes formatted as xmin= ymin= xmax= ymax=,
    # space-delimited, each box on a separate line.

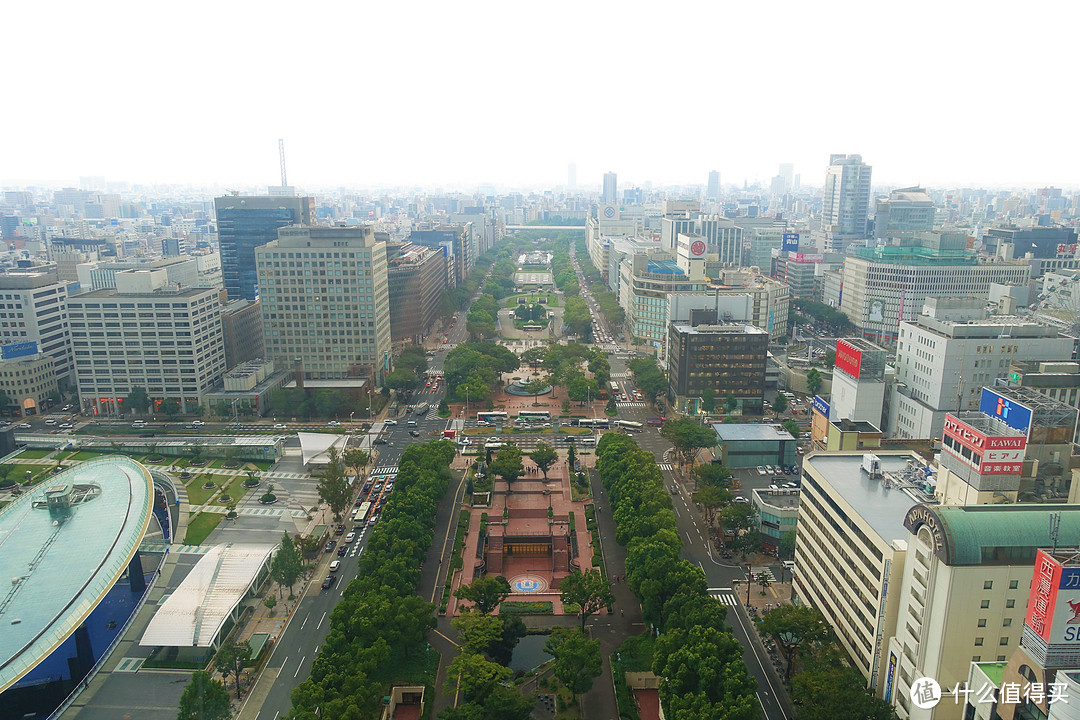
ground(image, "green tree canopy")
xmin=660 ymin=418 xmax=718 ymax=468
xmin=559 ymin=569 xmax=614 ymax=632
xmin=270 ymin=531 xmax=303 ymax=596
xmin=771 ymin=393 xmax=788 ymax=415
xmin=489 ymin=443 xmax=524 ymax=489
xmin=806 ymin=367 xmax=823 ymax=395
xmin=214 ymin=641 xmax=251 ymax=700
xmin=454 ymin=575 xmax=512 ymax=615
xmin=700 ymin=387 xmax=716 ymax=414
xmin=545 ymin=628 xmax=602 ymax=696
xmin=316 ymin=446 xmax=351 ymax=522
xmin=176 ymin=670 xmax=230 ymax=720
xmin=122 ymin=386 xmax=151 ymax=415
xmin=528 ymin=442 xmax=558 ymax=479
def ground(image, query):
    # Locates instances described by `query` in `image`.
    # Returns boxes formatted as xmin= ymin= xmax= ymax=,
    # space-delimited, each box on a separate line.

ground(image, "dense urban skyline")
xmin=4 ymin=1 xmax=1079 ymax=190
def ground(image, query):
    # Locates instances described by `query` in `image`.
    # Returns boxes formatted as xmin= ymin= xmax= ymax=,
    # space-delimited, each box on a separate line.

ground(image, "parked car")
xmin=324 ymin=540 xmax=336 ymax=552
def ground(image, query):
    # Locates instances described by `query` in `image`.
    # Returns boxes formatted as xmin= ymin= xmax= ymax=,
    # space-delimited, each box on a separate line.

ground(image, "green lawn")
xmin=184 ymin=512 xmax=225 ymax=545
xmin=246 ymin=460 xmax=273 ymax=471
xmin=211 ymin=476 xmax=251 ymax=506
xmin=183 ymin=478 xmax=220 ymax=505
xmin=3 ymin=464 xmax=47 ymax=484
xmin=16 ymin=449 xmax=54 ymax=460
xmin=500 ymin=601 xmax=554 ymax=615
xmin=67 ymin=451 xmax=107 ymax=462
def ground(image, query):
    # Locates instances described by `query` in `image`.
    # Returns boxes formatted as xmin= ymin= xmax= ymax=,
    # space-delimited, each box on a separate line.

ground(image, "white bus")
xmin=353 ymin=501 xmax=372 ymax=523
xmin=516 ymin=410 xmax=550 ymax=421
xmin=477 ymin=411 xmax=509 ymax=423
xmin=576 ymin=418 xmax=612 ymax=429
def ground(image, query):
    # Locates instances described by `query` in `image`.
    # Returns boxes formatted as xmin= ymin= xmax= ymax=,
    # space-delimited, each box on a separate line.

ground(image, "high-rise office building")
xmin=707 ymin=170 xmax=720 ymax=199
xmin=215 ymin=195 xmax=314 ymax=301
xmin=666 ymin=322 xmax=769 ymax=414
xmin=386 ymin=242 xmax=448 ymax=343
xmin=567 ymin=163 xmax=577 ymax=189
xmin=0 ymin=271 xmax=73 ymax=383
xmin=255 ymin=226 xmax=391 ymax=385
xmin=603 ymin=172 xmax=617 ymax=204
xmin=821 ymin=154 xmax=872 ymax=240
xmin=874 ymin=186 xmax=935 ymax=240
xmin=778 ymin=163 xmax=794 ymax=191
xmin=68 ymin=270 xmax=226 ymax=415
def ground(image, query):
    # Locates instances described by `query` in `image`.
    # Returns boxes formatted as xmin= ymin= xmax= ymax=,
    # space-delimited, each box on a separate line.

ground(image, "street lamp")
xmin=746 ymin=564 xmax=753 ymax=605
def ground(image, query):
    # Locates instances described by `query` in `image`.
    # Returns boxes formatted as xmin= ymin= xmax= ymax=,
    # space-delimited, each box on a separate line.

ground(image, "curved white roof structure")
xmin=140 ymin=543 xmax=275 ymax=648
xmin=0 ymin=457 xmax=154 ymax=692
xmin=298 ymin=431 xmax=350 ymax=466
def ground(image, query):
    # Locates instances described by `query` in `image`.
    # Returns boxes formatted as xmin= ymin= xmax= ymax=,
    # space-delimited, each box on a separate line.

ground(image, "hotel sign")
xmin=904 ymin=505 xmax=948 ymax=562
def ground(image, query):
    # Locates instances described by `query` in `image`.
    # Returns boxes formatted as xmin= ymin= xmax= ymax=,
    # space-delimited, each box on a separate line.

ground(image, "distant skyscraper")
xmin=603 ymin=172 xmax=617 ymax=204
xmin=707 ymin=171 xmax=720 ymax=199
xmin=778 ymin=164 xmax=794 ymax=191
xmin=821 ymin=154 xmax=872 ymax=238
xmin=215 ymin=195 xmax=314 ymax=300
xmin=568 ymin=163 xmax=577 ymax=189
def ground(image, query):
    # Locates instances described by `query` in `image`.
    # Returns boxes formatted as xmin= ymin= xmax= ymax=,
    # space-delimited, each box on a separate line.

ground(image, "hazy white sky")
xmin=5 ymin=0 xmax=1079 ymax=191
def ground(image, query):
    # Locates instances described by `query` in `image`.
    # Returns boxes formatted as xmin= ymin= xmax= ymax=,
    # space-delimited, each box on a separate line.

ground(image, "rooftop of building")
xmin=803 ymin=452 xmax=935 ymax=542
xmin=70 ymin=285 xmax=215 ymax=300
xmin=852 ymin=245 xmax=979 ymax=265
xmin=674 ymin=323 xmax=768 ymax=336
xmin=947 ymin=411 xmax=1026 ymax=437
xmin=222 ymin=298 xmax=258 ymax=314
xmin=829 ymin=419 xmax=882 ymax=434
xmin=0 ymin=457 xmax=155 ymax=692
xmin=882 ymin=187 xmax=933 ymax=204
xmin=838 ymin=338 xmax=887 ymax=353
xmin=904 ymin=505 xmax=1080 ymax=566
xmin=752 ymin=488 xmax=801 ymax=509
xmin=712 ymin=423 xmax=796 ymax=442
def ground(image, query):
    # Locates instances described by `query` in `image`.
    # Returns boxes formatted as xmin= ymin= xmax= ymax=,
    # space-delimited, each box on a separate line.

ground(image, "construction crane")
xmin=279 ymin=138 xmax=288 ymax=187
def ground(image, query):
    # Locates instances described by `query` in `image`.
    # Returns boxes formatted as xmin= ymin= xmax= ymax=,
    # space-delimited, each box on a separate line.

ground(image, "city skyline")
xmin=4 ymin=1 xmax=1079 ymax=190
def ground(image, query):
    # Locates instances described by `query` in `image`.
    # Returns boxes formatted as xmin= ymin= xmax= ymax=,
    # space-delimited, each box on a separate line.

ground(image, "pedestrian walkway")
xmin=426 ymin=408 xmax=440 ymax=420
xmin=264 ymin=471 xmax=307 ymax=480
xmin=708 ymin=588 xmax=739 ymax=606
xmin=371 ymin=466 xmax=398 ymax=475
xmin=752 ymin=567 xmax=777 ymax=583
xmin=616 ymin=402 xmax=647 ymax=408
xmin=139 ymin=541 xmax=217 ymax=555
xmin=658 ymin=463 xmax=674 ymax=471
xmin=186 ymin=504 xmax=307 ymax=518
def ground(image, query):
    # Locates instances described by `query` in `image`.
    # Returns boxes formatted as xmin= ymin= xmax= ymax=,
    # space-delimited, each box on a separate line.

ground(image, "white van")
xmin=580 ymin=437 xmax=597 ymax=446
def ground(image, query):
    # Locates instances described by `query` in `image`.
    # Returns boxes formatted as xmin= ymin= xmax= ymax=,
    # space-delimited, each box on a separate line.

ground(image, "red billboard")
xmin=835 ymin=340 xmax=863 ymax=378
xmin=942 ymin=415 xmax=1026 ymax=475
xmin=1026 ymin=550 xmax=1063 ymax=643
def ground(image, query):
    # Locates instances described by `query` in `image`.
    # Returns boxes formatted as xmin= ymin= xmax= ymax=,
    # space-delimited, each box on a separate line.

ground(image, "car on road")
xmin=44 ymin=419 xmax=57 ymax=425
xmin=344 ymin=532 xmax=356 ymax=544
xmin=385 ymin=419 xmax=398 ymax=425
xmin=324 ymin=540 xmax=336 ymax=552
xmin=370 ymin=514 xmax=379 ymax=525
xmin=374 ymin=437 xmax=387 ymax=444
xmin=487 ymin=436 xmax=500 ymax=443
xmin=329 ymin=560 xmax=341 ymax=573
xmin=191 ymin=420 xmax=204 ymax=426
xmin=274 ymin=423 xmax=287 ymax=429
xmin=327 ymin=420 xmax=341 ymax=427
xmin=734 ymin=496 xmax=750 ymax=504
xmin=410 ymin=430 xmax=421 ymax=437
xmin=337 ymin=545 xmax=348 ymax=556
xmin=18 ymin=423 xmax=30 ymax=429
xmin=321 ymin=576 xmax=336 ymax=590
xmin=59 ymin=423 xmax=74 ymax=430
xmin=334 ymin=524 xmax=345 ymax=535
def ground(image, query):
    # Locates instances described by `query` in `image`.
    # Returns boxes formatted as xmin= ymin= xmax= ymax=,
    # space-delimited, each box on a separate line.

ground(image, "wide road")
xmin=248 ymin=311 xmax=471 ymax=720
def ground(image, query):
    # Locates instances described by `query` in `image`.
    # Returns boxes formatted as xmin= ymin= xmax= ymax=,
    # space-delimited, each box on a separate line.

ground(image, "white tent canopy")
xmin=298 ymin=432 xmax=351 ymax=467
xmin=140 ymin=543 xmax=275 ymax=648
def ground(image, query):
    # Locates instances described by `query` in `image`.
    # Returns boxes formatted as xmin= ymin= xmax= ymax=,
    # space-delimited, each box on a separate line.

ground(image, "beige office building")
xmin=795 ymin=452 xmax=932 ymax=695
xmin=255 ymin=226 xmax=391 ymax=386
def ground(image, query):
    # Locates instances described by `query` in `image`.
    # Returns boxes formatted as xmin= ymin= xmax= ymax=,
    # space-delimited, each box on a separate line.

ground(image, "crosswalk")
xmin=610 ymin=372 xmax=630 ymax=378
xmin=265 ymin=471 xmax=307 ymax=480
xmin=709 ymin=589 xmax=739 ymax=606
xmin=426 ymin=408 xmax=440 ymax=420
xmin=752 ymin=568 xmax=776 ymax=583
xmin=371 ymin=466 xmax=398 ymax=475
xmin=658 ymin=463 xmax=674 ymax=471
xmin=617 ymin=402 xmax=647 ymax=408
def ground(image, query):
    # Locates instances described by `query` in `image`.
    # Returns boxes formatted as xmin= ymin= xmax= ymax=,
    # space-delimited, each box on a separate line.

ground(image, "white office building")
xmin=821 ymin=153 xmax=872 ymax=242
xmin=888 ymin=299 xmax=1073 ymax=440
xmin=0 ymin=271 xmax=74 ymax=382
xmin=69 ymin=270 xmax=226 ymax=415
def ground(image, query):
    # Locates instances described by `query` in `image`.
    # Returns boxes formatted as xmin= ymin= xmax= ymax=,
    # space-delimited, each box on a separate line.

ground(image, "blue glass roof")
xmin=647 ymin=259 xmax=684 ymax=275
xmin=0 ymin=457 xmax=154 ymax=692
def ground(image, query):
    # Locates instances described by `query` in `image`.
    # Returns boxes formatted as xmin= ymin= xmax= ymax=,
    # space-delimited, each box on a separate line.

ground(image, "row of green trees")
xmin=595 ymin=433 xmax=760 ymax=719
xmin=573 ymin=244 xmax=624 ymax=327
xmin=285 ymin=441 xmax=457 ymax=719
xmin=627 ymin=356 xmax=667 ymax=402
xmin=517 ymin=342 xmax=610 ymax=405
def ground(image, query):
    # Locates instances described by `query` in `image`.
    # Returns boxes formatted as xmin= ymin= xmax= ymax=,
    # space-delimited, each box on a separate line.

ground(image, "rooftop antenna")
xmin=1050 ymin=511 xmax=1061 ymax=554
xmin=278 ymin=138 xmax=288 ymax=187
